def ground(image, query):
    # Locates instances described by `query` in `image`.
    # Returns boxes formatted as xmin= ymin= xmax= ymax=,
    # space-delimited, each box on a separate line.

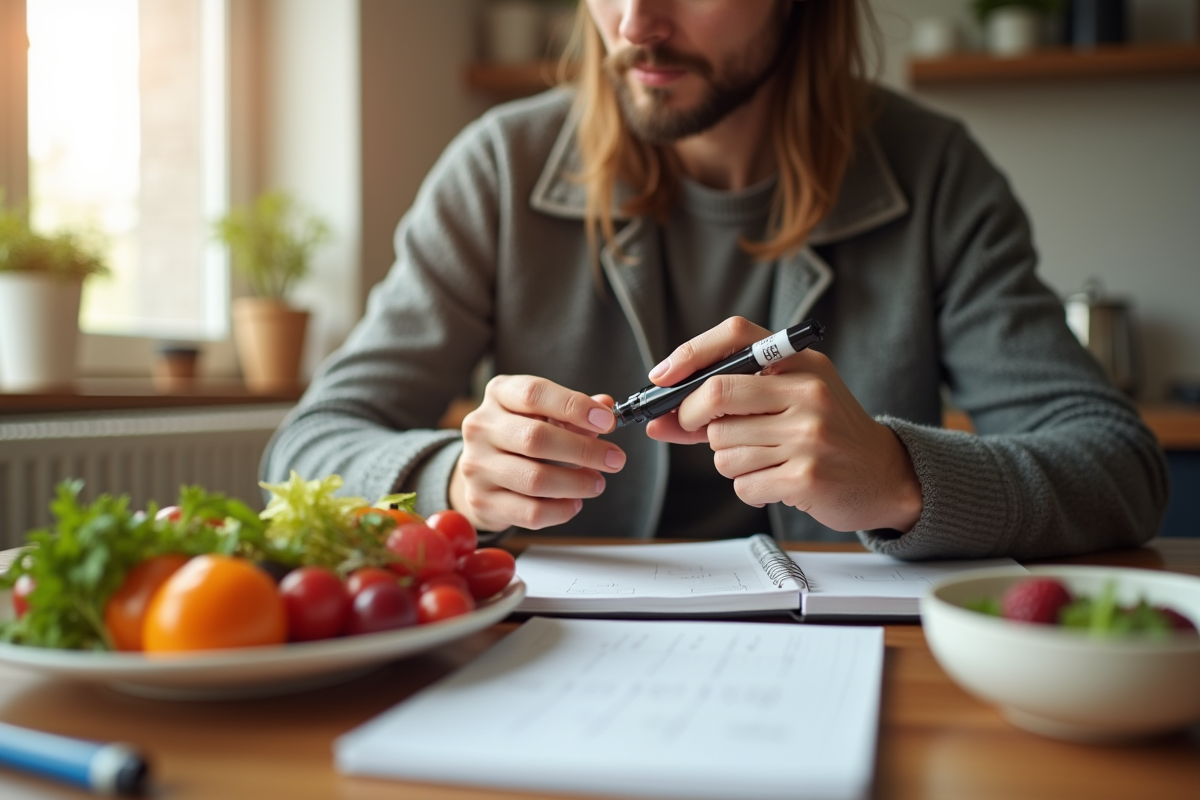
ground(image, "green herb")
xmin=966 ymin=596 xmax=1002 ymax=616
xmin=258 ymin=471 xmax=403 ymax=576
xmin=0 ymin=192 xmax=110 ymax=278
xmin=211 ymin=190 xmax=330 ymax=301
xmin=1059 ymin=581 xmax=1173 ymax=639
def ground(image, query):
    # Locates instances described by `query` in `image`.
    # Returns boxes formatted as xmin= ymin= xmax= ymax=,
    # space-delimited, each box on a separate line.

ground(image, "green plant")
xmin=971 ymin=0 xmax=1061 ymax=23
xmin=213 ymin=190 xmax=331 ymax=301
xmin=0 ymin=192 xmax=109 ymax=279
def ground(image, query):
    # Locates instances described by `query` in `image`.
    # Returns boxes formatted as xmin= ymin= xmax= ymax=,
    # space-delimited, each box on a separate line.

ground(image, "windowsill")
xmin=0 ymin=378 xmax=303 ymax=415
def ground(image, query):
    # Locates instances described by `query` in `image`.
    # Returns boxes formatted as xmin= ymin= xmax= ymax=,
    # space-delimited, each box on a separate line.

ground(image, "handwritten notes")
xmin=336 ymin=617 xmax=884 ymax=800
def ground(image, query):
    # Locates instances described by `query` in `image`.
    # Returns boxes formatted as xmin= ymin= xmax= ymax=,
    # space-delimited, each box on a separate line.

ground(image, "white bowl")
xmin=922 ymin=565 xmax=1200 ymax=742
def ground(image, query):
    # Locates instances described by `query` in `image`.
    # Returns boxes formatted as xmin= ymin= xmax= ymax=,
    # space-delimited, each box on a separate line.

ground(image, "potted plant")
xmin=0 ymin=194 xmax=109 ymax=391
xmin=213 ymin=190 xmax=330 ymax=394
xmin=972 ymin=0 xmax=1061 ymax=56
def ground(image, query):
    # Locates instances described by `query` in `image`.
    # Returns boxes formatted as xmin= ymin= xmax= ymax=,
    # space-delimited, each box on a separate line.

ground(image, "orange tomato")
xmin=142 ymin=555 xmax=287 ymax=653
xmin=104 ymin=553 xmax=190 ymax=651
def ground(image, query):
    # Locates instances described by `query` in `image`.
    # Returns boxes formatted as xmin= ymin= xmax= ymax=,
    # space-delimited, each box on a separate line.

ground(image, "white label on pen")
xmin=752 ymin=330 xmax=796 ymax=367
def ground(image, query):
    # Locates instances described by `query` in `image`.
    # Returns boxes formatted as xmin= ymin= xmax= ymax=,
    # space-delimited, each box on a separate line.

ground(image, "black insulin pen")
xmin=612 ymin=319 xmax=824 ymax=428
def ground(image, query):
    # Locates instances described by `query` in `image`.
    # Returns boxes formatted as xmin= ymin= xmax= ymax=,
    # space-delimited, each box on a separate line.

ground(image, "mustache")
xmin=604 ymin=45 xmax=713 ymax=80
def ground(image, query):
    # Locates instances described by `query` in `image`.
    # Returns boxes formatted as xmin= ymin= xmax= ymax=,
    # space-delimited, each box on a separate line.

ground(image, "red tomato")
xmin=426 ymin=510 xmax=477 ymax=557
xmin=346 ymin=566 xmax=399 ymax=598
xmin=143 ymin=555 xmax=287 ymax=652
xmin=12 ymin=574 xmax=35 ymax=619
xmin=385 ymin=522 xmax=456 ymax=583
xmin=104 ymin=553 xmax=190 ymax=651
xmin=155 ymin=505 xmax=183 ymax=522
xmin=417 ymin=584 xmax=475 ymax=624
xmin=343 ymin=581 xmax=418 ymax=636
xmin=457 ymin=548 xmax=516 ymax=601
xmin=279 ymin=566 xmax=351 ymax=642
xmin=418 ymin=572 xmax=471 ymax=596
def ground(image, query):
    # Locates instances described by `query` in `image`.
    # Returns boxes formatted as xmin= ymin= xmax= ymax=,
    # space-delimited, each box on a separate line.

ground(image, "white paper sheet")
xmin=336 ymin=617 xmax=884 ymax=800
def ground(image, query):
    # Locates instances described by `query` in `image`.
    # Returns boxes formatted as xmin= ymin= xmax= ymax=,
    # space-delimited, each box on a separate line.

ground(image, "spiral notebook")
xmin=336 ymin=616 xmax=884 ymax=800
xmin=514 ymin=534 xmax=1022 ymax=620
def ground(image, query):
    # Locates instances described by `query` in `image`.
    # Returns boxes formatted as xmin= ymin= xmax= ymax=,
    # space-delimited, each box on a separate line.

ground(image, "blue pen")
xmin=0 ymin=721 xmax=150 ymax=796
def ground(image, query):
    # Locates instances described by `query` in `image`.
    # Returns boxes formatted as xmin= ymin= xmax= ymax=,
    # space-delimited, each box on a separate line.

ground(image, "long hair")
xmin=558 ymin=1 xmax=878 ymax=265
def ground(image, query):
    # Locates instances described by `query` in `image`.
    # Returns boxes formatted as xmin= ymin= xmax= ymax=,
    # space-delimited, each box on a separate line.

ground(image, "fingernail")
xmin=648 ymin=359 xmax=670 ymax=381
xmin=574 ymin=498 xmax=583 ymax=512
xmin=595 ymin=477 xmax=605 ymax=494
xmin=588 ymin=407 xmax=613 ymax=431
xmin=605 ymin=450 xmax=625 ymax=470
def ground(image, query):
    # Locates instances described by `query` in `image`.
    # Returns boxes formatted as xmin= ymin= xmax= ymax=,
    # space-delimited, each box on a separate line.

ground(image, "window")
xmin=24 ymin=0 xmax=228 ymax=340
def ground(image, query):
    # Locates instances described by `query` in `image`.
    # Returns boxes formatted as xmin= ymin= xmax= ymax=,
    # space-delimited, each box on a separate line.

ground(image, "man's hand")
xmin=449 ymin=375 xmax=626 ymax=532
xmin=644 ymin=317 xmax=923 ymax=533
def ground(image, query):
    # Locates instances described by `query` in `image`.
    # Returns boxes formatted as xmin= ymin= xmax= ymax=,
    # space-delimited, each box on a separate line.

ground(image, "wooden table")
xmin=1 ymin=538 xmax=1197 ymax=800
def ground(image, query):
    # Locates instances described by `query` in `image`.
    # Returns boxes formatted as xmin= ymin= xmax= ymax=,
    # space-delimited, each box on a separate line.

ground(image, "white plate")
xmin=0 ymin=578 xmax=525 ymax=700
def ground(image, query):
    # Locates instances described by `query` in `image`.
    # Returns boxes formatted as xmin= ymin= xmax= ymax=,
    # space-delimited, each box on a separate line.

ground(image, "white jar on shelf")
xmin=911 ymin=17 xmax=962 ymax=59
xmin=985 ymin=7 xmax=1041 ymax=57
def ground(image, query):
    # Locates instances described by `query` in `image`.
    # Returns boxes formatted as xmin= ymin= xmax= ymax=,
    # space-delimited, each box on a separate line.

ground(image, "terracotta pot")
xmin=231 ymin=297 xmax=309 ymax=394
xmin=0 ymin=272 xmax=83 ymax=391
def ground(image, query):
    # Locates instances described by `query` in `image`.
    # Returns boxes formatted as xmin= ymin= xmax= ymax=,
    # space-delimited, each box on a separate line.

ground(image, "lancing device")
xmin=0 ymin=721 xmax=150 ymax=796
xmin=612 ymin=319 xmax=825 ymax=428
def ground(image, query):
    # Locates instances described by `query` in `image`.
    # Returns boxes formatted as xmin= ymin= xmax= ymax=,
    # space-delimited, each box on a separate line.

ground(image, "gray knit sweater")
xmin=261 ymin=87 xmax=1169 ymax=561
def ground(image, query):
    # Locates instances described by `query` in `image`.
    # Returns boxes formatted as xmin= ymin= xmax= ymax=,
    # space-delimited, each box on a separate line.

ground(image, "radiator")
xmin=0 ymin=404 xmax=294 ymax=549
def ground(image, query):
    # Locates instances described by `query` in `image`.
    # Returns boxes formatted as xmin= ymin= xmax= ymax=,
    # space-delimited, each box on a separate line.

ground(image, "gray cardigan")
xmin=262 ymin=87 xmax=1169 ymax=560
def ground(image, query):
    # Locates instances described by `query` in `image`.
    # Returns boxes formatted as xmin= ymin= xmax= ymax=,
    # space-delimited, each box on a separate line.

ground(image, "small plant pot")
xmin=0 ymin=272 xmax=83 ymax=392
xmin=985 ymin=7 xmax=1041 ymax=57
xmin=231 ymin=297 xmax=309 ymax=394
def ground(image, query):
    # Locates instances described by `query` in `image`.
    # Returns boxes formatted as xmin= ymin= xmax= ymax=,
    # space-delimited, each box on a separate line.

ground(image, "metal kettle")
xmin=1064 ymin=279 xmax=1138 ymax=396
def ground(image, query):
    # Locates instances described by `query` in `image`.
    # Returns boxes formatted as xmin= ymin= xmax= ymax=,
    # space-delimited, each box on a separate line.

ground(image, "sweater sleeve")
xmin=259 ymin=116 xmax=502 ymax=516
xmin=858 ymin=123 xmax=1169 ymax=561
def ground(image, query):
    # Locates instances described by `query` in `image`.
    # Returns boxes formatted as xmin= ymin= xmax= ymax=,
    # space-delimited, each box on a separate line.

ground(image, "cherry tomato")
xmin=143 ymin=555 xmax=287 ymax=652
xmin=279 ymin=566 xmax=351 ymax=642
xmin=457 ymin=548 xmax=516 ymax=601
xmin=346 ymin=566 xmax=399 ymax=598
xmin=418 ymin=572 xmax=471 ymax=596
xmin=104 ymin=553 xmax=190 ymax=651
xmin=12 ymin=574 xmax=35 ymax=619
xmin=417 ymin=584 xmax=476 ymax=624
xmin=343 ymin=581 xmax=418 ymax=636
xmin=426 ymin=510 xmax=478 ymax=557
xmin=385 ymin=522 xmax=456 ymax=583
xmin=155 ymin=505 xmax=183 ymax=522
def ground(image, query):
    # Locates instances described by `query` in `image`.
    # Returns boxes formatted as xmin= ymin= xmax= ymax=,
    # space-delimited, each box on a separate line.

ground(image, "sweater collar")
xmin=530 ymin=107 xmax=909 ymax=245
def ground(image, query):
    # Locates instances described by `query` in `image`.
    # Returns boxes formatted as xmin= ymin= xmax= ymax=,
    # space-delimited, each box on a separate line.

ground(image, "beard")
xmin=602 ymin=9 xmax=790 ymax=145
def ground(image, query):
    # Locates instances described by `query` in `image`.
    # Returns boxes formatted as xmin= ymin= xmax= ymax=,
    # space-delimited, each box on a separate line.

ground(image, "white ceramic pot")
xmin=911 ymin=17 xmax=961 ymax=59
xmin=0 ymin=272 xmax=83 ymax=391
xmin=985 ymin=7 xmax=1041 ymax=57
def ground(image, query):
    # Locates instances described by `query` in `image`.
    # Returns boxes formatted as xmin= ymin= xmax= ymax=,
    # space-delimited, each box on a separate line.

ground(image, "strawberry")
xmin=1155 ymin=606 xmax=1198 ymax=634
xmin=1000 ymin=578 xmax=1073 ymax=624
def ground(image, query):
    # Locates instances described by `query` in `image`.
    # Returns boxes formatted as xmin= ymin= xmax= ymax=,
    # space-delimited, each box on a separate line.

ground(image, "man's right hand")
xmin=449 ymin=375 xmax=626 ymax=532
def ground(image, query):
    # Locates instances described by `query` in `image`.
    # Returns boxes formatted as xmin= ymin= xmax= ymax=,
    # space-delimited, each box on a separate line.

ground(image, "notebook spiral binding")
xmin=749 ymin=534 xmax=810 ymax=590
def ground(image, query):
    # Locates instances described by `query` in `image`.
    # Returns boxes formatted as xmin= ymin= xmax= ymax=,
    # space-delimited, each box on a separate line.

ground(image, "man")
xmin=263 ymin=0 xmax=1167 ymax=559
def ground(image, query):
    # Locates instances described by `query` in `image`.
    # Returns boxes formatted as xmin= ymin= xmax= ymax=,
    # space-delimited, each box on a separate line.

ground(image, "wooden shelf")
xmin=465 ymin=60 xmax=572 ymax=99
xmin=0 ymin=379 xmax=303 ymax=416
xmin=910 ymin=43 xmax=1200 ymax=86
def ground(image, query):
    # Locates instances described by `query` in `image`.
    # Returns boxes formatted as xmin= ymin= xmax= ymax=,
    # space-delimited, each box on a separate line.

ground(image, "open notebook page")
xmin=336 ymin=617 xmax=884 ymax=800
xmin=514 ymin=537 xmax=802 ymax=615
xmin=791 ymin=551 xmax=1023 ymax=617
